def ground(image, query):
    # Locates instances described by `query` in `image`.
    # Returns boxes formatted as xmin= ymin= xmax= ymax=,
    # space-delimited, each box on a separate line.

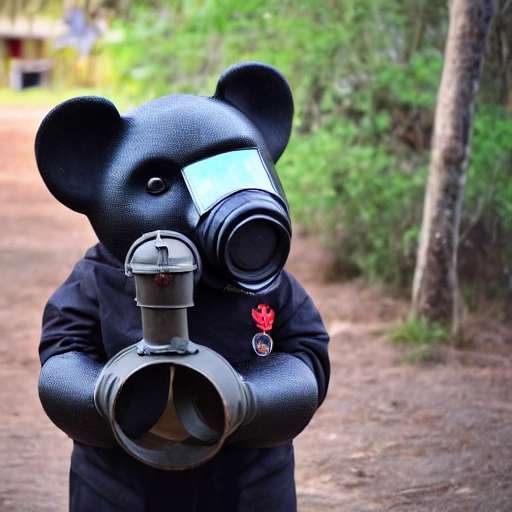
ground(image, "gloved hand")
xmin=39 ymin=352 xmax=117 ymax=448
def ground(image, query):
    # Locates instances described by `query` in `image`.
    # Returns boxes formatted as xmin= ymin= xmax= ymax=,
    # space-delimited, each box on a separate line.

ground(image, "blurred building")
xmin=0 ymin=16 xmax=57 ymax=89
xmin=0 ymin=4 xmax=107 ymax=90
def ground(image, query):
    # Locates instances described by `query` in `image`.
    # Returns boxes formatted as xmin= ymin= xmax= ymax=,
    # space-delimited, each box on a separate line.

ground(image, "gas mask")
xmin=182 ymin=147 xmax=291 ymax=292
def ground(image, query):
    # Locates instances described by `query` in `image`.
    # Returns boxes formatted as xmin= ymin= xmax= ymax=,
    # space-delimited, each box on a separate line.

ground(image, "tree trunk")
xmin=411 ymin=0 xmax=493 ymax=332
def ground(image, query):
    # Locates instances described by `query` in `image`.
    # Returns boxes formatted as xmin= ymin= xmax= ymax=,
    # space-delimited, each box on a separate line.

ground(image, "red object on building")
xmin=7 ymin=39 xmax=22 ymax=58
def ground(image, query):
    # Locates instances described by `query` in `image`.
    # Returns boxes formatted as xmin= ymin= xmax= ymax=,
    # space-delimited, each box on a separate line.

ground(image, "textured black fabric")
xmin=38 ymin=352 xmax=116 ymax=448
xmin=231 ymin=353 xmax=318 ymax=447
xmin=39 ymin=243 xmax=329 ymax=511
xmin=70 ymin=441 xmax=297 ymax=512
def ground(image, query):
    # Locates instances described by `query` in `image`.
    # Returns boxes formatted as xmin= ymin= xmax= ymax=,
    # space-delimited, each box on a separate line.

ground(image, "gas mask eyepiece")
xmin=183 ymin=148 xmax=291 ymax=291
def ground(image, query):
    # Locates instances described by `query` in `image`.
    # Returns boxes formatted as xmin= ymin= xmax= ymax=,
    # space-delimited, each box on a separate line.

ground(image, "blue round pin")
xmin=252 ymin=332 xmax=273 ymax=357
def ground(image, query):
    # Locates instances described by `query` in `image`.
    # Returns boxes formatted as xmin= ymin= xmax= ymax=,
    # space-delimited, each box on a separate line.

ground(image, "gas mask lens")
xmin=182 ymin=149 xmax=280 ymax=214
xmin=182 ymin=149 xmax=291 ymax=291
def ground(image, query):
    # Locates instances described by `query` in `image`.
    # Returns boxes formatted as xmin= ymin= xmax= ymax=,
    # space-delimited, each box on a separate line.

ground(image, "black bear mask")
xmin=35 ymin=62 xmax=294 ymax=290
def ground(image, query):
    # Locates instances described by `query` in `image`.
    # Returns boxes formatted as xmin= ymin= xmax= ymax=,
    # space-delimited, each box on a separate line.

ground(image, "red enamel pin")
xmin=252 ymin=304 xmax=275 ymax=356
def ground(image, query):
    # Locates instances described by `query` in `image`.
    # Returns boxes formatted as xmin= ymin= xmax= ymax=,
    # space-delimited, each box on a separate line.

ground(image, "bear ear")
xmin=35 ymin=96 xmax=122 ymax=214
xmin=214 ymin=62 xmax=294 ymax=163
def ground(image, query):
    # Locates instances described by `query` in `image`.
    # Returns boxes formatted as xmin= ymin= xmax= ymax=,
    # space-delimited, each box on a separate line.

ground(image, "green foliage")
xmin=453 ymin=102 xmax=512 ymax=304
xmin=465 ymin=104 xmax=512 ymax=234
xmin=391 ymin=316 xmax=447 ymax=365
xmin=279 ymin=124 xmax=428 ymax=284
xmin=99 ymin=0 xmax=511 ymax=295
xmin=391 ymin=317 xmax=448 ymax=345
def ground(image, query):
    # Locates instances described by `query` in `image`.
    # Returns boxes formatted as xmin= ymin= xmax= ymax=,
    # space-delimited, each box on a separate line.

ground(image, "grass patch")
xmin=390 ymin=317 xmax=448 ymax=365
xmin=391 ymin=317 xmax=448 ymax=345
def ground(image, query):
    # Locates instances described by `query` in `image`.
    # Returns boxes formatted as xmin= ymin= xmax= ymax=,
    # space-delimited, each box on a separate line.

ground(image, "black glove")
xmin=230 ymin=352 xmax=318 ymax=447
xmin=39 ymin=352 xmax=116 ymax=448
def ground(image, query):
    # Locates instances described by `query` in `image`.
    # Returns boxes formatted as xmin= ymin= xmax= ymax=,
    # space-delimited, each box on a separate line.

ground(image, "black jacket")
xmin=39 ymin=243 xmax=329 ymax=512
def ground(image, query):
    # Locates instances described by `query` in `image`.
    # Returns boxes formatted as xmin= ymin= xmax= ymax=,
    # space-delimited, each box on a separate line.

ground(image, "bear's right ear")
xmin=35 ymin=96 xmax=122 ymax=214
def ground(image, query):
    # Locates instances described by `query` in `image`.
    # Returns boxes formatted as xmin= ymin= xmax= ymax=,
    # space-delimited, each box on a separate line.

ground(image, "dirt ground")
xmin=1 ymin=105 xmax=512 ymax=512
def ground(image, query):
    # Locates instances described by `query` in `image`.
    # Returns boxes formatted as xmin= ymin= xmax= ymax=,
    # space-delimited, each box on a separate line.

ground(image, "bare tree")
xmin=411 ymin=0 xmax=493 ymax=332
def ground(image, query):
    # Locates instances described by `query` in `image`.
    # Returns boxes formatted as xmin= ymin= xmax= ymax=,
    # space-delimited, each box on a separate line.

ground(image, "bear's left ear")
xmin=214 ymin=62 xmax=294 ymax=163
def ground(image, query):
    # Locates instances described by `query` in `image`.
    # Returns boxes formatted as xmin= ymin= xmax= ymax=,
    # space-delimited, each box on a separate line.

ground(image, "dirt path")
xmin=1 ymin=105 xmax=512 ymax=512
